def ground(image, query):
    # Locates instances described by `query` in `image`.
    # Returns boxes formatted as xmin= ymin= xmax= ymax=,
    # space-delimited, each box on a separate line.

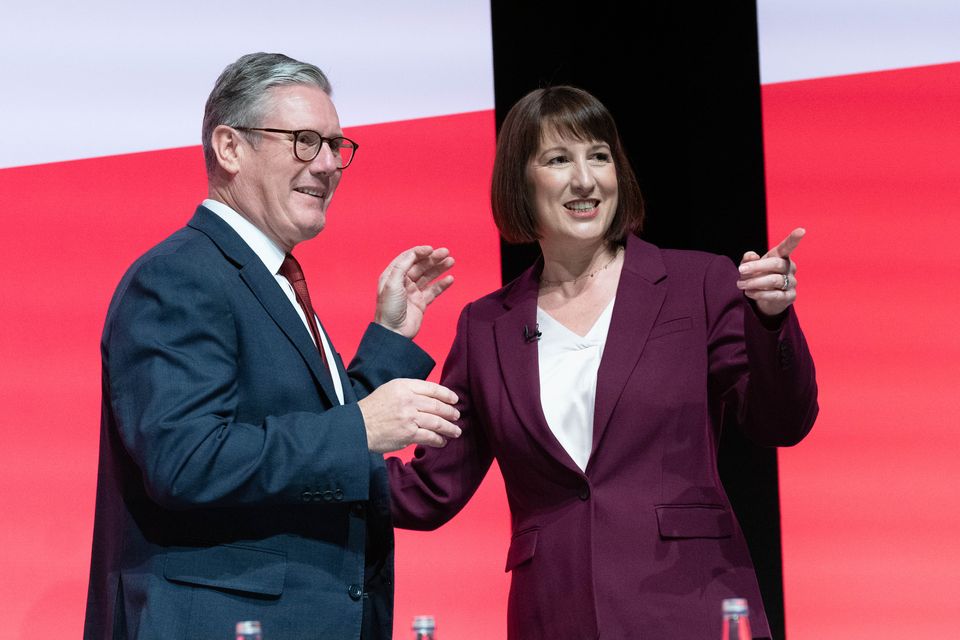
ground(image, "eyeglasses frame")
xmin=233 ymin=126 xmax=359 ymax=168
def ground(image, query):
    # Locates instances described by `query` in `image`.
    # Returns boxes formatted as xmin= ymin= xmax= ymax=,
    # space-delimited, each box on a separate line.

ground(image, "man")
xmin=84 ymin=52 xmax=461 ymax=640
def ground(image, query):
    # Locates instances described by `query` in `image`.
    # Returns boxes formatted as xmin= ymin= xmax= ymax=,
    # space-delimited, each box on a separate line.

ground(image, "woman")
xmin=387 ymin=86 xmax=817 ymax=639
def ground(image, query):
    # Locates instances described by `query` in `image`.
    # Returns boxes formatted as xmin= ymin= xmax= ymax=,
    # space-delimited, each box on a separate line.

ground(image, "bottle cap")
xmin=236 ymin=620 xmax=262 ymax=633
xmin=412 ymin=615 xmax=436 ymax=632
xmin=722 ymin=598 xmax=749 ymax=615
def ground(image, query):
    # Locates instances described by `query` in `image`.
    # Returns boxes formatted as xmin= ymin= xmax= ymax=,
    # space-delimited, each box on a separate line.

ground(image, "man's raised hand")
xmin=375 ymin=246 xmax=455 ymax=339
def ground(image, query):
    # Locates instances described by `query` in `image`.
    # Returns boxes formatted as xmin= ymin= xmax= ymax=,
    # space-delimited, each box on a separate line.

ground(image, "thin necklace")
xmin=540 ymin=246 xmax=623 ymax=286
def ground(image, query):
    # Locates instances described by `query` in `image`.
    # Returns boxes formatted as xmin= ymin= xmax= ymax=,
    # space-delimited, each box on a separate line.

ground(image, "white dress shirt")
xmin=536 ymin=298 xmax=615 ymax=471
xmin=203 ymin=199 xmax=345 ymax=405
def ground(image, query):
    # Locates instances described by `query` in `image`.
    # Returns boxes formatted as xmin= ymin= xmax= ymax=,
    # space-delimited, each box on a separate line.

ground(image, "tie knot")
xmin=279 ymin=253 xmax=305 ymax=284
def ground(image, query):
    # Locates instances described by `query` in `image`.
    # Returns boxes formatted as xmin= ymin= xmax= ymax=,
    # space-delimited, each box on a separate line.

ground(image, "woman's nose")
xmin=570 ymin=160 xmax=596 ymax=192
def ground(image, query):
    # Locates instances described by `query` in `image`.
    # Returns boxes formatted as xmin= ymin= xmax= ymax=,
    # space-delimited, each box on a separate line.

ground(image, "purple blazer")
xmin=388 ymin=235 xmax=818 ymax=639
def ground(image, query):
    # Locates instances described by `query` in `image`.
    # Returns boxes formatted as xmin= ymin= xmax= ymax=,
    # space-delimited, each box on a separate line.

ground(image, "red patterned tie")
xmin=279 ymin=253 xmax=328 ymax=365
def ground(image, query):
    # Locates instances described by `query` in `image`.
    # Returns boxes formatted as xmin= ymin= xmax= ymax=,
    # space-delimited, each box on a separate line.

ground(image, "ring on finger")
xmin=781 ymin=274 xmax=790 ymax=291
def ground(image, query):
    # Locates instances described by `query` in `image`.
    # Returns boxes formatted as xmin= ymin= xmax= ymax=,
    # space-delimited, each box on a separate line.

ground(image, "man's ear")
xmin=210 ymin=125 xmax=243 ymax=175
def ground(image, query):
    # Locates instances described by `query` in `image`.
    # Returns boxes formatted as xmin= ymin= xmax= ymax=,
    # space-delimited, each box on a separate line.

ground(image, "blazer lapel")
xmin=591 ymin=236 xmax=667 ymax=458
xmin=494 ymin=261 xmax=583 ymax=472
xmin=188 ymin=206 xmax=339 ymax=405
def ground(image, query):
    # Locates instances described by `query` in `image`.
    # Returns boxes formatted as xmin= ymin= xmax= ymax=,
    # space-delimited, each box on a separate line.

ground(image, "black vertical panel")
xmin=490 ymin=2 xmax=785 ymax=638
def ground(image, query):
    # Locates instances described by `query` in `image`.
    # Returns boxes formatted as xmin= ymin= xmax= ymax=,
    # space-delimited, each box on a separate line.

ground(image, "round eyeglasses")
xmin=234 ymin=127 xmax=359 ymax=169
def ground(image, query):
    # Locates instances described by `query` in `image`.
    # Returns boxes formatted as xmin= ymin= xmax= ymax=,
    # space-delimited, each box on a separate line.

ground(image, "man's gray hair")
xmin=202 ymin=52 xmax=332 ymax=174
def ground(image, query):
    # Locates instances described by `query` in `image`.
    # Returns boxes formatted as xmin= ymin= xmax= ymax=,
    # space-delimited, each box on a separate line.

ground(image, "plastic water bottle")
xmin=721 ymin=598 xmax=752 ymax=640
xmin=236 ymin=620 xmax=263 ymax=640
xmin=412 ymin=615 xmax=436 ymax=639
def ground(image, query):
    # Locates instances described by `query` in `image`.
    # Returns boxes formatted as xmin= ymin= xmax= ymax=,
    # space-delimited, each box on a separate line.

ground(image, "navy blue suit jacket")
xmin=84 ymin=207 xmax=433 ymax=639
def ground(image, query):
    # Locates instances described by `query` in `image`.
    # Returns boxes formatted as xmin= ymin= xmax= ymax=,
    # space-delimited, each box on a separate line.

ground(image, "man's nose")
xmin=310 ymin=141 xmax=340 ymax=173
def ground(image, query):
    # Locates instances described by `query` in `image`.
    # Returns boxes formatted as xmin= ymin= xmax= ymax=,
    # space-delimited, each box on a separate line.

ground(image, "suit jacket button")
xmin=321 ymin=490 xmax=333 ymax=502
xmin=348 ymin=584 xmax=363 ymax=601
xmin=334 ymin=488 xmax=344 ymax=501
xmin=578 ymin=485 xmax=591 ymax=501
xmin=300 ymin=491 xmax=313 ymax=503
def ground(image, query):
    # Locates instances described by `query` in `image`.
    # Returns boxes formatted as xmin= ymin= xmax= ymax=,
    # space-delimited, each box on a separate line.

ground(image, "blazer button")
xmin=322 ymin=490 xmax=334 ymax=502
xmin=578 ymin=485 xmax=591 ymax=501
xmin=334 ymin=488 xmax=344 ymax=501
xmin=348 ymin=584 xmax=363 ymax=601
xmin=300 ymin=491 xmax=313 ymax=503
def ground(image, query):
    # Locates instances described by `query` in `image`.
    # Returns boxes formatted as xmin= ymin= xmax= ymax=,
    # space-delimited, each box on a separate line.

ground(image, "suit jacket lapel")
xmin=321 ymin=316 xmax=358 ymax=404
xmin=591 ymin=235 xmax=667 ymax=459
xmin=188 ymin=206 xmax=339 ymax=405
xmin=494 ymin=261 xmax=583 ymax=473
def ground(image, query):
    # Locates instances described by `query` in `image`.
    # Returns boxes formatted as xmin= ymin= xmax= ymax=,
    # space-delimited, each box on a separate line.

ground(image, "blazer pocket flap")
xmin=656 ymin=505 xmax=733 ymax=539
xmin=163 ymin=544 xmax=286 ymax=596
xmin=649 ymin=316 xmax=693 ymax=340
xmin=504 ymin=528 xmax=538 ymax=572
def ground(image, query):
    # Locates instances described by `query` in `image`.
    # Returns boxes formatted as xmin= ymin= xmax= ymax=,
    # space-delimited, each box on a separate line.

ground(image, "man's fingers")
xmin=414 ymin=412 xmax=462 ymax=439
xmin=380 ymin=246 xmax=435 ymax=288
xmin=414 ymin=393 xmax=461 ymax=423
xmin=410 ymin=429 xmax=448 ymax=449
xmin=391 ymin=246 xmax=432 ymax=272
xmin=408 ymin=251 xmax=453 ymax=285
xmin=359 ymin=378 xmax=462 ymax=452
xmin=431 ymin=274 xmax=455 ymax=297
xmin=407 ymin=380 xmax=459 ymax=405
xmin=765 ymin=227 xmax=805 ymax=259
xmin=410 ymin=257 xmax=455 ymax=291
xmin=422 ymin=247 xmax=451 ymax=263
xmin=418 ymin=275 xmax=455 ymax=307
xmin=407 ymin=258 xmax=453 ymax=291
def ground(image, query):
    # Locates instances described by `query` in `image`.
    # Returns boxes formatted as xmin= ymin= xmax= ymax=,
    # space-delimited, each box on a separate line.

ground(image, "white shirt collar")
xmin=202 ymin=198 xmax=286 ymax=275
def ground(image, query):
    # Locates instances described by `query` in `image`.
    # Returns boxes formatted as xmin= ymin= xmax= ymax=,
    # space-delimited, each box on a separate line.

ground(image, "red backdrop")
xmin=765 ymin=62 xmax=960 ymax=637
xmin=4 ymin=61 xmax=960 ymax=640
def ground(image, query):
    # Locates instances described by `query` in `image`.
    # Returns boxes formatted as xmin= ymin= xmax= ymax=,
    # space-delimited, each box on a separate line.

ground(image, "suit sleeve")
xmin=386 ymin=303 xmax=495 ymax=530
xmin=107 ymin=253 xmax=425 ymax=510
xmin=346 ymin=322 xmax=434 ymax=401
xmin=704 ymin=254 xmax=819 ymax=446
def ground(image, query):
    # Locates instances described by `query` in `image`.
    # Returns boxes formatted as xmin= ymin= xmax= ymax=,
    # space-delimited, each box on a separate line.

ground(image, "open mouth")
xmin=294 ymin=187 xmax=326 ymax=199
xmin=564 ymin=199 xmax=600 ymax=215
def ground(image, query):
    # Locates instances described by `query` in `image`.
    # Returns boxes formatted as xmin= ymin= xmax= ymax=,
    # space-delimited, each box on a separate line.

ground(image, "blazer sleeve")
xmin=704 ymin=254 xmax=819 ymax=446
xmin=386 ymin=303 xmax=495 ymax=530
xmin=106 ymin=252 xmax=427 ymax=510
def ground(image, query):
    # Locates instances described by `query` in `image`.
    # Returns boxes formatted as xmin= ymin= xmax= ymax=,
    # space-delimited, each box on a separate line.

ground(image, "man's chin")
xmin=300 ymin=211 xmax=327 ymax=237
xmin=296 ymin=225 xmax=325 ymax=244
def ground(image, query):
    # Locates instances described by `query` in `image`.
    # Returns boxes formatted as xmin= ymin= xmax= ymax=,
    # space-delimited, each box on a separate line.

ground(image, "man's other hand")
xmin=358 ymin=379 xmax=461 ymax=453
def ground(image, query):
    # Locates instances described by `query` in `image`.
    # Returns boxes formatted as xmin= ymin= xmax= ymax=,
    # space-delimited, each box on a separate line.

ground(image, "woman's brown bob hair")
xmin=491 ymin=86 xmax=645 ymax=244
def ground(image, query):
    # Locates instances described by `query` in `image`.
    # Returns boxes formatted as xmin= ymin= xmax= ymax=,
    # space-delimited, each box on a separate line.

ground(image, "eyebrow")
xmin=538 ymin=141 xmax=612 ymax=155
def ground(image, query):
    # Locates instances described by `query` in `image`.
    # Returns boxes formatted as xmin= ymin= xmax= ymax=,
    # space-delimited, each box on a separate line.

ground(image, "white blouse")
xmin=536 ymin=298 xmax=616 ymax=471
